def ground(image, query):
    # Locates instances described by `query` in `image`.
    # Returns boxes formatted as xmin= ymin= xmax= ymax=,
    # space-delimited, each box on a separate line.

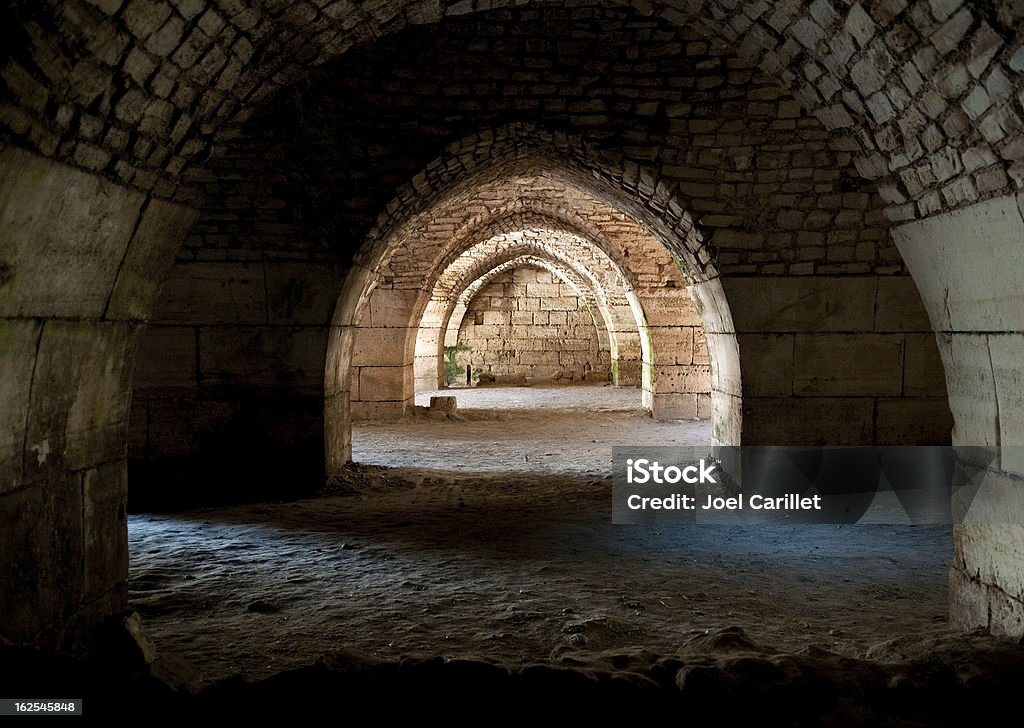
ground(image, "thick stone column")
xmin=0 ymin=146 xmax=196 ymax=648
xmin=892 ymin=192 xmax=1024 ymax=637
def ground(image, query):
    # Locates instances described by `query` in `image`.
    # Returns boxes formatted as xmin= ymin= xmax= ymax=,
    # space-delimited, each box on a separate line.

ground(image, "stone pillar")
xmin=892 ymin=192 xmax=1024 ymax=637
xmin=350 ymin=287 xmax=417 ymax=421
xmin=0 ymin=146 xmax=196 ymax=648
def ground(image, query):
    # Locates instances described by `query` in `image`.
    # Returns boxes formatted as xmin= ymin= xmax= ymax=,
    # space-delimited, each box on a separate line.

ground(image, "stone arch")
xmin=419 ymin=244 xmax=630 ymax=392
xmin=412 ymin=223 xmax=647 ymax=382
xmin=4 ymin=0 xmax=1001 ymax=651
xmin=3 ymin=2 xmax=1018 ymax=221
xmin=440 ymin=255 xmax=615 ymax=386
xmin=327 ymin=123 xmax=740 ymax=471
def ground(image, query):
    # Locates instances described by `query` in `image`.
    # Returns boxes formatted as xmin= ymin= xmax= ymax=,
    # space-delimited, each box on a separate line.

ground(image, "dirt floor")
xmin=129 ymin=385 xmax=953 ymax=684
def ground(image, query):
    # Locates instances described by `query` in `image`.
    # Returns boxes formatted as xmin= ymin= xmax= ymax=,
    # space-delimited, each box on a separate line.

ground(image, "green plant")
xmin=443 ymin=343 xmax=470 ymax=385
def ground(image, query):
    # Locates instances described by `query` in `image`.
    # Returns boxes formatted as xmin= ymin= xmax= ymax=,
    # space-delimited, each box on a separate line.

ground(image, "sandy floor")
xmin=129 ymin=386 xmax=952 ymax=683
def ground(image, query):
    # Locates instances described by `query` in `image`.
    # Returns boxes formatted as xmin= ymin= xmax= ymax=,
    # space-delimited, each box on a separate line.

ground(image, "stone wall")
xmin=455 ymin=265 xmax=611 ymax=382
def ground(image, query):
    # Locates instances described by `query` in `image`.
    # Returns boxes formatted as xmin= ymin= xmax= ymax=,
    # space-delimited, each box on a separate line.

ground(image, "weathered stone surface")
xmin=949 ymin=563 xmax=989 ymax=631
xmin=106 ymin=198 xmax=199 ymax=320
xmin=893 ymin=193 xmax=1024 ymax=332
xmin=0 ymin=147 xmax=145 ymax=318
xmin=874 ymin=276 xmax=934 ymax=332
xmin=793 ymin=334 xmax=903 ymax=396
xmin=154 ymin=262 xmax=268 ymax=325
xmin=198 ymin=327 xmax=327 ymax=395
xmin=989 ymin=334 xmax=1024 ymax=476
xmin=132 ymin=327 xmax=196 ymax=392
xmin=652 ymin=393 xmax=699 ymax=420
xmin=724 ymin=278 xmax=877 ymax=333
xmin=653 ymin=365 xmax=712 ymax=395
xmin=876 ymin=398 xmax=952 ymax=444
xmin=903 ymin=333 xmax=949 ymax=397
xmin=25 ymin=322 xmax=136 ymax=477
xmin=350 ymin=399 xmax=406 ymax=422
xmin=82 ymin=462 xmax=127 ymax=602
xmin=743 ymin=397 xmax=875 ymax=445
xmin=357 ymin=365 xmax=411 ymax=402
xmin=738 ymin=334 xmax=794 ymax=396
xmin=429 ymin=396 xmax=457 ymax=413
xmin=265 ymin=262 xmax=345 ymax=326
xmin=352 ymin=327 xmax=411 ymax=367
xmin=937 ymin=333 xmax=999 ymax=447
xmin=0 ymin=320 xmax=42 ymax=494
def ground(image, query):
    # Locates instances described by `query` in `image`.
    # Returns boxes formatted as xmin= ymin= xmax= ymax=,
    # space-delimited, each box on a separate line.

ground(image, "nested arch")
xmin=327 ymin=126 xmax=742 ymax=472
xmin=418 ymin=243 xmax=630 ymax=391
xmin=440 ymin=254 xmax=615 ymax=385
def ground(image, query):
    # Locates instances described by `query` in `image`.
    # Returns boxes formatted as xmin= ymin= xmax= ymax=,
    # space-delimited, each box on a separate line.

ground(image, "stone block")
xmin=989 ymin=334 xmax=1024 ymax=475
xmin=132 ymin=326 xmax=196 ymax=391
xmin=155 ymin=261 xmax=267 ymax=325
xmin=654 ymin=364 xmax=712 ymax=394
xmin=265 ymin=261 xmax=345 ymax=326
xmin=356 ymin=365 xmax=409 ymax=402
xmin=351 ymin=326 xmax=410 ymax=367
xmin=350 ymin=400 xmax=405 ymax=423
xmin=525 ymin=282 xmax=561 ymax=298
xmin=949 ymin=565 xmax=989 ymax=631
xmin=82 ymin=462 xmax=127 ymax=602
xmin=368 ymin=288 xmax=419 ymax=329
xmin=793 ymin=334 xmax=903 ymax=396
xmin=704 ymin=331 xmax=742 ymax=397
xmin=324 ymin=325 xmax=354 ymax=397
xmin=198 ymin=326 xmax=327 ymax=394
xmin=324 ymin=391 xmax=351 ymax=470
xmin=539 ymin=296 xmax=578 ymax=311
xmin=642 ymin=289 xmax=701 ymax=327
xmin=711 ymin=391 xmax=742 ymax=445
xmin=742 ymin=397 xmax=875 ymax=445
xmin=697 ymin=393 xmax=713 ymax=420
xmin=939 ymin=333 xmax=999 ymax=447
xmin=693 ymin=329 xmax=710 ymax=364
xmin=954 ymin=521 xmax=1024 ymax=627
xmin=690 ymin=278 xmax=736 ymax=335
xmin=990 ymin=584 xmax=1024 ymax=636
xmin=650 ymin=325 xmax=693 ymax=366
xmin=875 ymin=397 xmax=953 ymax=444
xmin=0 ymin=480 xmax=86 ymax=647
xmin=25 ymin=321 xmax=135 ymax=477
xmin=723 ymin=276 xmax=877 ymax=333
xmin=738 ymin=334 xmax=793 ymax=396
xmin=652 ymin=392 xmax=698 ymax=420
xmin=616 ymin=359 xmax=643 ymax=385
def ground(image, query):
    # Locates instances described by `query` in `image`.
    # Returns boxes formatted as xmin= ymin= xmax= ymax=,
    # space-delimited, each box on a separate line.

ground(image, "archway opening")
xmin=335 ymin=163 xmax=737 ymax=479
